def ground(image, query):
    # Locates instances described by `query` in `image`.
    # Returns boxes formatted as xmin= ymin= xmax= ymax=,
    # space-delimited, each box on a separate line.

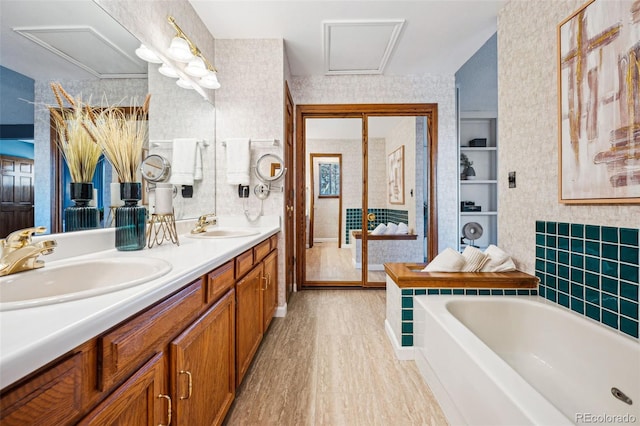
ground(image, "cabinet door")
xmin=78 ymin=353 xmax=167 ymax=426
xmin=171 ymin=289 xmax=236 ymax=426
xmin=262 ymin=250 xmax=278 ymax=331
xmin=235 ymin=264 xmax=264 ymax=386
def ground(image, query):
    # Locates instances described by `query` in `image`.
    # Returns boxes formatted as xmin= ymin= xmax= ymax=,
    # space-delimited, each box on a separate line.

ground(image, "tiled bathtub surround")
xmin=535 ymin=221 xmax=639 ymax=339
xmin=345 ymin=208 xmax=408 ymax=243
xmin=386 ymin=278 xmax=537 ymax=351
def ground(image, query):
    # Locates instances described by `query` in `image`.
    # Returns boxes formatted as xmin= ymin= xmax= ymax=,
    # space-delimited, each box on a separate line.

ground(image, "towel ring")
xmin=255 ymin=153 xmax=286 ymax=183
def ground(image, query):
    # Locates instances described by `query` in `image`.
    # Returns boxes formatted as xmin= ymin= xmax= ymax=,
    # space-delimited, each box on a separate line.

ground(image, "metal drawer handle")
xmin=179 ymin=370 xmax=193 ymax=400
xmin=261 ymin=276 xmax=268 ymax=291
xmin=157 ymin=394 xmax=172 ymax=426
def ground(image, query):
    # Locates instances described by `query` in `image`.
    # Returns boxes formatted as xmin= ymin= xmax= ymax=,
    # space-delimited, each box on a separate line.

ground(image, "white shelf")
xmin=458 ymin=114 xmax=498 ymax=251
xmin=460 ymin=180 xmax=497 ymax=184
xmin=460 ymin=211 xmax=498 ymax=216
xmin=460 ymin=147 xmax=497 ymax=151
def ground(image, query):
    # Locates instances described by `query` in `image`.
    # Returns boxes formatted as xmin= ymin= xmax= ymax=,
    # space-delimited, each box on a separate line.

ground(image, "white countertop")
xmin=0 ymin=216 xmax=280 ymax=389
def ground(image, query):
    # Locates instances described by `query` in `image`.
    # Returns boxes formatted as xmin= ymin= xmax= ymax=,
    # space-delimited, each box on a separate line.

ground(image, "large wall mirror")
xmin=0 ymin=0 xmax=215 ymax=237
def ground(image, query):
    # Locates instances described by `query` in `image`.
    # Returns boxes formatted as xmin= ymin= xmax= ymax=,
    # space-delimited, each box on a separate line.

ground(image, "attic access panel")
xmin=323 ymin=19 xmax=405 ymax=75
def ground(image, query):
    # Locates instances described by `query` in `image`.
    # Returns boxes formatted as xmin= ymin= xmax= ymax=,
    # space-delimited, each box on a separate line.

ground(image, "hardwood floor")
xmin=305 ymin=242 xmax=387 ymax=283
xmin=224 ymin=290 xmax=447 ymax=425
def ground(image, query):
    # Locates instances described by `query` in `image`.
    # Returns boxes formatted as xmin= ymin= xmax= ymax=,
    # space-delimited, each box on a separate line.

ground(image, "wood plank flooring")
xmin=224 ymin=290 xmax=448 ymax=425
xmin=305 ymin=242 xmax=387 ymax=283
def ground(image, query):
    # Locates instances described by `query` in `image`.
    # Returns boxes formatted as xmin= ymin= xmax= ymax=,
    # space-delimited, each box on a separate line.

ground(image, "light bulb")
xmin=158 ymin=63 xmax=179 ymax=78
xmin=184 ymin=56 xmax=208 ymax=78
xmin=167 ymin=37 xmax=194 ymax=63
xmin=176 ymin=77 xmax=194 ymax=90
xmin=135 ymin=44 xmax=162 ymax=63
xmin=199 ymin=71 xmax=220 ymax=89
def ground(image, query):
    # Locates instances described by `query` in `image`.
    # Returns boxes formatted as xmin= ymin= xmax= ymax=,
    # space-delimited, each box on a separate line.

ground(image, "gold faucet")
xmin=190 ymin=213 xmax=217 ymax=234
xmin=0 ymin=227 xmax=57 ymax=276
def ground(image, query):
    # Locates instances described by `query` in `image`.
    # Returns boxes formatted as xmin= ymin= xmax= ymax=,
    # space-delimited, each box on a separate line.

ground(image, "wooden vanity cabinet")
xmin=0 ymin=235 xmax=277 ymax=426
xmin=170 ymin=289 xmax=235 ymax=426
xmin=235 ymin=263 xmax=264 ymax=386
xmin=262 ymin=250 xmax=278 ymax=331
xmin=78 ymin=352 xmax=167 ymax=426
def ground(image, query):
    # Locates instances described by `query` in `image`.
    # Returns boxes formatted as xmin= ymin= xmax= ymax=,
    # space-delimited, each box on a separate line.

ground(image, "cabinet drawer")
xmin=0 ymin=352 xmax=83 ymax=425
xmin=207 ymin=260 xmax=235 ymax=305
xmin=253 ymin=239 xmax=271 ymax=263
xmin=235 ymin=249 xmax=254 ymax=279
xmin=269 ymin=234 xmax=278 ymax=250
xmin=98 ymin=279 xmax=204 ymax=391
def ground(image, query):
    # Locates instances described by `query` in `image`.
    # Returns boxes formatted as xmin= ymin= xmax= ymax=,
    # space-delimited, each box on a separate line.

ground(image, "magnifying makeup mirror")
xmin=255 ymin=153 xmax=286 ymax=183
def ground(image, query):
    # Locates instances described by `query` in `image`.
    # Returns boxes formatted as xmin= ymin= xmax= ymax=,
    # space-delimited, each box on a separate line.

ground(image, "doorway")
xmin=295 ymin=104 xmax=438 ymax=289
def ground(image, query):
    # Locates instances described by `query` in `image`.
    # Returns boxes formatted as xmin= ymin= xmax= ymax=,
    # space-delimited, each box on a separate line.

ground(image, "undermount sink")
xmin=188 ymin=228 xmax=260 ymax=239
xmin=0 ymin=257 xmax=172 ymax=311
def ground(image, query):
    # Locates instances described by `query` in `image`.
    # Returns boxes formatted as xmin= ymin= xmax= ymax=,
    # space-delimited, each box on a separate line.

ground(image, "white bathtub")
xmin=413 ymin=296 xmax=640 ymax=426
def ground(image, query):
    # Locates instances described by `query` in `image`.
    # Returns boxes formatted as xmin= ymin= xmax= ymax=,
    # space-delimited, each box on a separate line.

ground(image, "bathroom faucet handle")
xmin=198 ymin=213 xmax=217 ymax=225
xmin=3 ymin=227 xmax=47 ymax=249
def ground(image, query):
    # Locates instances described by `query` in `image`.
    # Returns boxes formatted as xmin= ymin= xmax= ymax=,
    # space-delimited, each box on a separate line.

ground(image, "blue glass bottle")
xmin=115 ymin=182 xmax=147 ymax=251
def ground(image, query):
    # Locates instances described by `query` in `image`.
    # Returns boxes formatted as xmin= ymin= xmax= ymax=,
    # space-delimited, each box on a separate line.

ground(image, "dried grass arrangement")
xmin=48 ymin=83 xmax=102 ymax=183
xmin=87 ymin=96 xmax=151 ymax=183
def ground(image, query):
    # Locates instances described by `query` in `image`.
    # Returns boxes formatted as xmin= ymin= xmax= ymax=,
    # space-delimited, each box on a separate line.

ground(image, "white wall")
xmin=385 ymin=117 xmax=417 ymax=230
xmin=290 ymin=74 xmax=457 ymax=252
xmin=497 ymin=0 xmax=640 ymax=273
xmin=214 ymin=39 xmax=287 ymax=306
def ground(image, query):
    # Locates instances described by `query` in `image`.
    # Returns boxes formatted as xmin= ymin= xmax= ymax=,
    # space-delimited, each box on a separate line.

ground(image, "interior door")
xmin=0 ymin=155 xmax=34 ymax=238
xmin=365 ymin=116 xmax=429 ymax=286
xmin=304 ymin=118 xmax=363 ymax=286
xmin=284 ymin=82 xmax=295 ymax=297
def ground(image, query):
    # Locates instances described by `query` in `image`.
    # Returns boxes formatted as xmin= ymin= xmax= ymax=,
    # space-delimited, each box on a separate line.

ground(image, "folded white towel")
xmin=396 ymin=222 xmax=409 ymax=234
xmin=170 ymin=138 xmax=198 ymax=185
xmin=371 ymin=223 xmax=387 ymax=235
xmin=481 ymin=245 xmax=517 ymax=272
xmin=422 ymin=248 xmax=466 ymax=272
xmin=385 ymin=222 xmax=398 ymax=234
xmin=226 ymin=138 xmax=251 ymax=185
xmin=461 ymin=245 xmax=490 ymax=272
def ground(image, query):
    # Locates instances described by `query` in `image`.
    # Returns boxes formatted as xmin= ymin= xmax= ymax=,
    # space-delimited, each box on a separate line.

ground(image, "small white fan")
xmin=462 ymin=222 xmax=483 ymax=247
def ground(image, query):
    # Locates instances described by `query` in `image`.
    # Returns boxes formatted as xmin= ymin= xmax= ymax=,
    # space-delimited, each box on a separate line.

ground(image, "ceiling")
xmin=0 ymin=0 xmax=145 ymax=81
xmin=189 ymin=0 xmax=506 ymax=76
xmin=0 ymin=0 xmax=504 ymax=81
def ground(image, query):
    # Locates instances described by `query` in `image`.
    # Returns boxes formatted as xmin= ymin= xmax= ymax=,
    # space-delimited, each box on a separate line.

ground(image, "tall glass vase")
xmin=65 ymin=182 xmax=99 ymax=232
xmin=115 ymin=182 xmax=147 ymax=251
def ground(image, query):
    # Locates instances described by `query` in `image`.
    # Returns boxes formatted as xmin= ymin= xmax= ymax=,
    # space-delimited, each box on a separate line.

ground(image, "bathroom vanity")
xmin=0 ymin=217 xmax=280 ymax=425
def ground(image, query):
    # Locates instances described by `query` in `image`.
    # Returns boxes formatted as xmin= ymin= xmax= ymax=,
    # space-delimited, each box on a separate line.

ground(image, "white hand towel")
xmin=461 ymin=245 xmax=490 ymax=272
xmin=226 ymin=138 xmax=251 ymax=185
xmin=396 ymin=222 xmax=409 ymax=234
xmin=481 ymin=245 xmax=517 ymax=272
xmin=422 ymin=248 xmax=466 ymax=272
xmin=170 ymin=138 xmax=198 ymax=185
xmin=385 ymin=222 xmax=398 ymax=234
xmin=194 ymin=143 xmax=203 ymax=181
xmin=371 ymin=223 xmax=387 ymax=235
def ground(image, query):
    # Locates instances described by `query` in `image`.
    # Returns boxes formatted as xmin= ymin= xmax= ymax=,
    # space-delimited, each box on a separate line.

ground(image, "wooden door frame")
xmin=295 ymin=104 xmax=439 ymax=289
xmin=284 ymin=82 xmax=294 ymax=300
xmin=308 ymin=153 xmax=343 ymax=249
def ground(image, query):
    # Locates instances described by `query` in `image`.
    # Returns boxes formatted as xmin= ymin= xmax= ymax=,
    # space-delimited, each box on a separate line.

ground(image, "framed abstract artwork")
xmin=558 ymin=0 xmax=640 ymax=203
xmin=318 ymin=162 xmax=340 ymax=197
xmin=388 ymin=145 xmax=404 ymax=204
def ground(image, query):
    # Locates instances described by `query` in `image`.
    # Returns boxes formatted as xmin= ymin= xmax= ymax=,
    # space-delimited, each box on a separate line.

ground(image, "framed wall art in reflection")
xmin=558 ymin=0 xmax=640 ymax=203
xmin=318 ymin=162 xmax=340 ymax=197
xmin=388 ymin=145 xmax=404 ymax=204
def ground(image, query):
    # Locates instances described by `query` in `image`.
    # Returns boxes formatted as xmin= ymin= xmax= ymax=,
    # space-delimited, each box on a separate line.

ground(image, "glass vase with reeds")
xmin=89 ymin=97 xmax=150 ymax=251
xmin=49 ymin=83 xmax=102 ymax=232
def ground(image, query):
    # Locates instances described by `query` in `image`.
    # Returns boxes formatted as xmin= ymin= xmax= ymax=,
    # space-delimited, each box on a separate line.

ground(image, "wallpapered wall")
xmin=497 ymin=0 xmax=640 ymax=274
xmin=289 ymin=75 xmax=457 ymax=252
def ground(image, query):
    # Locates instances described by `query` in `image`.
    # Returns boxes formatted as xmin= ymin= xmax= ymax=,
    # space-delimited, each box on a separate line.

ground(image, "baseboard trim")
xmin=275 ymin=303 xmax=287 ymax=317
xmin=384 ymin=319 xmax=414 ymax=360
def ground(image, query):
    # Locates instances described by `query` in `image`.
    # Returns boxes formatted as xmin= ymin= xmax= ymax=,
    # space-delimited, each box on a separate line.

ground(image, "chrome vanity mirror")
xmin=141 ymin=155 xmax=171 ymax=183
xmin=255 ymin=153 xmax=286 ymax=183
